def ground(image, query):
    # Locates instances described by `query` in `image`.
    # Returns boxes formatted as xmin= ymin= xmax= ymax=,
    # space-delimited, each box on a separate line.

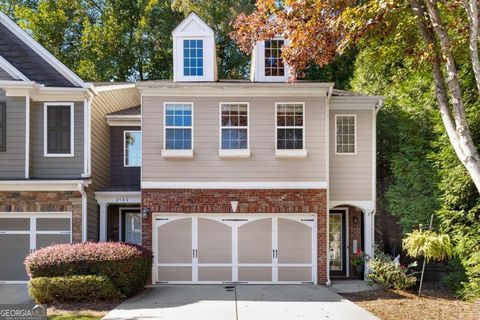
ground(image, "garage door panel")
xmin=238 ymin=267 xmax=272 ymax=282
xmin=0 ymin=234 xmax=30 ymax=281
xmin=0 ymin=218 xmax=30 ymax=231
xmin=157 ymin=218 xmax=192 ymax=264
xmin=198 ymin=267 xmax=231 ymax=282
xmin=36 ymin=218 xmax=70 ymax=231
xmin=278 ymin=218 xmax=312 ymax=264
xmin=278 ymin=267 xmax=311 ymax=282
xmin=198 ymin=218 xmax=231 ymax=263
xmin=238 ymin=218 xmax=272 ymax=264
xmin=36 ymin=234 xmax=70 ymax=249
xmin=158 ymin=267 xmax=192 ymax=282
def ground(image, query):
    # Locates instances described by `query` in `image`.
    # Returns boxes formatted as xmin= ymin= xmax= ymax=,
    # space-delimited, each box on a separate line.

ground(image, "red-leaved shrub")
xmin=25 ymin=242 xmax=152 ymax=297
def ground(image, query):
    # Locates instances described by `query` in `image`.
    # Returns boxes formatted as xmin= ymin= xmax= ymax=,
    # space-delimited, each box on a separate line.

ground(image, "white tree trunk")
xmin=463 ymin=0 xmax=480 ymax=94
xmin=411 ymin=0 xmax=480 ymax=193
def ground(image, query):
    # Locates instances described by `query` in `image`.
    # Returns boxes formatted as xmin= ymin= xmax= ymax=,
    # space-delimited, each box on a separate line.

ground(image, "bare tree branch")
xmin=463 ymin=0 xmax=480 ymax=94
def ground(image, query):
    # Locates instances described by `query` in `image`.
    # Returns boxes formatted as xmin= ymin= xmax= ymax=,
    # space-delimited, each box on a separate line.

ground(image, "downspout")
xmin=325 ymin=85 xmax=333 ymax=286
xmin=25 ymin=95 xmax=30 ymax=179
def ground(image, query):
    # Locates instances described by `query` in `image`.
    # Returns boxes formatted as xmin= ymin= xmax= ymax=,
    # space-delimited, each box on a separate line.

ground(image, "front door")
xmin=121 ymin=211 xmax=142 ymax=245
xmin=329 ymin=210 xmax=347 ymax=277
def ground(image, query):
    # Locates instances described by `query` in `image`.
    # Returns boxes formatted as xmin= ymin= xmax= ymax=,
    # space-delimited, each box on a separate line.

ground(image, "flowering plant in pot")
xmin=351 ymin=249 xmax=369 ymax=276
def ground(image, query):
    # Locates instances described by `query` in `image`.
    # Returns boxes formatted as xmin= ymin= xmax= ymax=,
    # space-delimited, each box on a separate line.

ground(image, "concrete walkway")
xmin=103 ymin=285 xmax=379 ymax=320
xmin=329 ymin=280 xmax=382 ymax=294
xmin=0 ymin=284 xmax=33 ymax=304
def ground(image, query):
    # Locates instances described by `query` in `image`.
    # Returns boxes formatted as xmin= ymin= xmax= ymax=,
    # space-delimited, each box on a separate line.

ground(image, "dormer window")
xmin=183 ymin=39 xmax=204 ymax=76
xmin=265 ymin=39 xmax=285 ymax=77
xmin=172 ymin=13 xmax=217 ymax=82
xmin=251 ymin=37 xmax=290 ymax=82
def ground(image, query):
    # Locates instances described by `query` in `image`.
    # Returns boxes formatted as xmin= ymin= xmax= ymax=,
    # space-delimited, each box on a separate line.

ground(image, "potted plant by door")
xmin=351 ymin=249 xmax=368 ymax=278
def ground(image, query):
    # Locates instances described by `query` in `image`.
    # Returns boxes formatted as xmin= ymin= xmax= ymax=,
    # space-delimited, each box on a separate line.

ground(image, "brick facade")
xmin=142 ymin=188 xmax=328 ymax=283
xmin=347 ymin=206 xmax=363 ymax=279
xmin=0 ymin=191 xmax=83 ymax=242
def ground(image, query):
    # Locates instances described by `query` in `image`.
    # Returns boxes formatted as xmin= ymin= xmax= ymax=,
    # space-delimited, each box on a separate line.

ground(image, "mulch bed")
xmin=342 ymin=283 xmax=480 ymax=320
xmin=47 ymin=300 xmax=121 ymax=318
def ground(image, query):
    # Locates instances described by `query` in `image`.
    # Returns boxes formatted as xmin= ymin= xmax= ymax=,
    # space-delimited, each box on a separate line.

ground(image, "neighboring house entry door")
xmin=153 ymin=215 xmax=316 ymax=284
xmin=0 ymin=213 xmax=72 ymax=283
xmin=329 ymin=209 xmax=347 ymax=277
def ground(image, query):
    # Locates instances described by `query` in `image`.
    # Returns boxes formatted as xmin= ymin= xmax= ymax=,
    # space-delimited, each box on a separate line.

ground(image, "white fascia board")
xmin=0 ymin=82 xmax=90 ymax=100
xmin=329 ymin=200 xmax=375 ymax=213
xmin=172 ymin=12 xmax=214 ymax=37
xmin=0 ymin=179 xmax=91 ymax=192
xmin=142 ymin=181 xmax=328 ymax=189
xmin=95 ymin=84 xmax=136 ymax=92
xmin=0 ymin=55 xmax=29 ymax=81
xmin=137 ymin=86 xmax=330 ymax=97
xmin=0 ymin=11 xmax=86 ymax=88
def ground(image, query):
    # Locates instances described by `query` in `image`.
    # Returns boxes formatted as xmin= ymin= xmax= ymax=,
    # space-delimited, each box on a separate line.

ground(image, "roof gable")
xmin=172 ymin=12 xmax=214 ymax=37
xmin=0 ymin=10 xmax=86 ymax=88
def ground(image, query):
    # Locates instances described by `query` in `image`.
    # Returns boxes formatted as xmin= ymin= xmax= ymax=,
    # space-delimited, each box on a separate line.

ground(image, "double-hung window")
xmin=219 ymin=103 xmax=250 ymax=158
xmin=275 ymin=103 xmax=307 ymax=158
xmin=335 ymin=115 xmax=356 ymax=154
xmin=0 ymin=102 xmax=5 ymax=152
xmin=265 ymin=39 xmax=285 ymax=77
xmin=183 ymin=39 xmax=204 ymax=77
xmin=44 ymin=103 xmax=74 ymax=157
xmin=124 ymin=131 xmax=142 ymax=167
xmin=163 ymin=103 xmax=193 ymax=158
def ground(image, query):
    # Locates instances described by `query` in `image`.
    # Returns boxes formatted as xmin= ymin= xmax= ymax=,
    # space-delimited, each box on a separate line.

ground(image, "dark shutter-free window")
xmin=0 ymin=102 xmax=5 ymax=152
xmin=47 ymin=105 xmax=71 ymax=154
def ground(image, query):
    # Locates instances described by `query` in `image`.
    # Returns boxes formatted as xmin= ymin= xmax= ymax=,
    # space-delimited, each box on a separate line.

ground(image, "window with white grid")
xmin=336 ymin=115 xmax=356 ymax=154
xmin=220 ymin=103 xmax=248 ymax=150
xmin=276 ymin=103 xmax=304 ymax=150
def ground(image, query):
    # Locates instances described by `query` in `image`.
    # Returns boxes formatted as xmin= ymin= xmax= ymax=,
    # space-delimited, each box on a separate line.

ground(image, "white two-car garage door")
xmin=154 ymin=215 xmax=316 ymax=284
xmin=0 ymin=213 xmax=72 ymax=283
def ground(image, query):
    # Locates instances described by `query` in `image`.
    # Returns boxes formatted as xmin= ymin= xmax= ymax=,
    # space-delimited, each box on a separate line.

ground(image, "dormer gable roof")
xmin=172 ymin=12 xmax=214 ymax=38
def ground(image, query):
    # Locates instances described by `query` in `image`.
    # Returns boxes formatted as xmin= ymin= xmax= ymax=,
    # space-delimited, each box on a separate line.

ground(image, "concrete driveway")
xmin=0 ymin=284 xmax=32 ymax=304
xmin=103 ymin=285 xmax=378 ymax=320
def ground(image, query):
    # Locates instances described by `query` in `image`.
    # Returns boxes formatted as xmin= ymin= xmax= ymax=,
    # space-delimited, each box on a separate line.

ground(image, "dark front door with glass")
xmin=329 ymin=210 xmax=347 ymax=277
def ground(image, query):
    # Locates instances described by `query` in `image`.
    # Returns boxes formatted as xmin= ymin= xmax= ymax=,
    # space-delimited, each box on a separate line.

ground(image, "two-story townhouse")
xmin=0 ymin=11 xmax=139 ymax=283
xmin=126 ymin=13 xmax=382 ymax=285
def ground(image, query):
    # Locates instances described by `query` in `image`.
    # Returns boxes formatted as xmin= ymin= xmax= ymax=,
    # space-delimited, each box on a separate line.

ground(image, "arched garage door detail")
xmin=153 ymin=215 xmax=316 ymax=284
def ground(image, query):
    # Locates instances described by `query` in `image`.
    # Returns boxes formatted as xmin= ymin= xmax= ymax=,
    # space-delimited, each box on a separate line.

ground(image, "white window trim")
xmin=219 ymin=102 xmax=251 ymax=158
xmin=334 ymin=114 xmax=357 ymax=155
xmin=124 ymin=130 xmax=142 ymax=167
xmin=181 ymin=38 xmax=205 ymax=80
xmin=254 ymin=37 xmax=291 ymax=82
xmin=274 ymin=102 xmax=307 ymax=158
xmin=43 ymin=102 xmax=74 ymax=157
xmin=162 ymin=102 xmax=194 ymax=158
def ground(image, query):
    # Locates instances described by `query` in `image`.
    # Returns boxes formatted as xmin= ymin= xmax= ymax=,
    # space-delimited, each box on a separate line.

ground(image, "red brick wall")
xmin=0 ymin=191 xmax=83 ymax=242
xmin=142 ymin=188 xmax=328 ymax=283
xmin=347 ymin=206 xmax=363 ymax=279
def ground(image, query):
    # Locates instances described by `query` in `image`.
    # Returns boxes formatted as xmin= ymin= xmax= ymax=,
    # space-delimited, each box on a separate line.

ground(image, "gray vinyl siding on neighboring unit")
xmin=30 ymin=101 xmax=84 ymax=178
xmin=142 ymin=95 xmax=327 ymax=182
xmin=329 ymin=104 xmax=374 ymax=201
xmin=0 ymin=89 xmax=25 ymax=179
xmin=0 ymin=65 xmax=14 ymax=80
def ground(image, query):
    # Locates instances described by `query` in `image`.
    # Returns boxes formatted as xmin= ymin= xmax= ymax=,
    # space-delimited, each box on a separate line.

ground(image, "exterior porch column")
xmin=364 ymin=209 xmax=375 ymax=279
xmin=99 ymin=203 xmax=108 ymax=241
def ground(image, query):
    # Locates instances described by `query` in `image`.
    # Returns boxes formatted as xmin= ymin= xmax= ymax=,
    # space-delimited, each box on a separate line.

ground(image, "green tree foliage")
xmin=403 ymin=229 xmax=452 ymax=262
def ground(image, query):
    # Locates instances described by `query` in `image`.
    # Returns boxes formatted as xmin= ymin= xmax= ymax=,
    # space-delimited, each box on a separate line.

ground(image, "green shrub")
xmin=367 ymin=252 xmax=418 ymax=290
xmin=25 ymin=242 xmax=152 ymax=297
xmin=29 ymin=275 xmax=121 ymax=304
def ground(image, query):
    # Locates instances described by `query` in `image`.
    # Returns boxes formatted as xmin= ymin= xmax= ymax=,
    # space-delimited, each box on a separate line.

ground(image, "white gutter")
xmin=24 ymin=95 xmax=30 ymax=179
xmin=77 ymin=181 xmax=90 ymax=243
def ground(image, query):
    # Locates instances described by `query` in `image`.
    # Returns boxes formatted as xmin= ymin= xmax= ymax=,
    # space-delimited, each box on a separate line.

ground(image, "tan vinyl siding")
xmin=88 ymin=86 xmax=140 ymax=240
xmin=142 ymin=95 xmax=326 ymax=182
xmin=329 ymin=106 xmax=374 ymax=201
xmin=0 ymin=66 xmax=14 ymax=80
xmin=90 ymin=87 xmax=140 ymax=191
xmin=0 ymin=89 xmax=25 ymax=179
xmin=30 ymin=101 xmax=84 ymax=178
